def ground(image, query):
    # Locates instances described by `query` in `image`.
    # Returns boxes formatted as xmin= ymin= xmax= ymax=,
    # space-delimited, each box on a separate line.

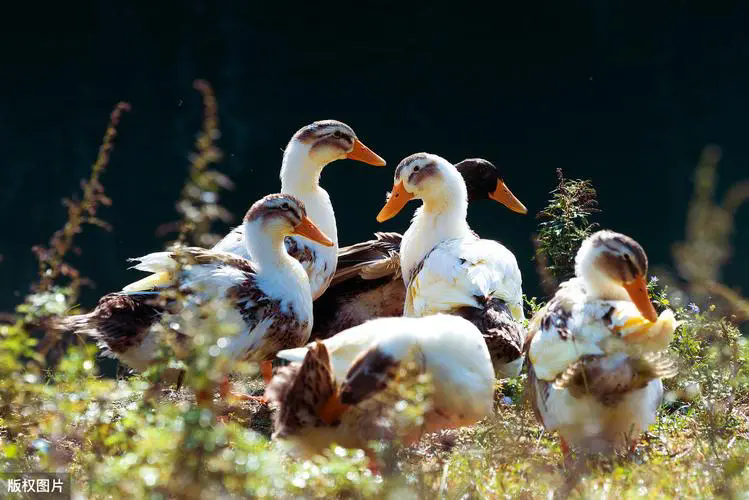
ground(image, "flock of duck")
xmin=62 ymin=120 xmax=678 ymax=467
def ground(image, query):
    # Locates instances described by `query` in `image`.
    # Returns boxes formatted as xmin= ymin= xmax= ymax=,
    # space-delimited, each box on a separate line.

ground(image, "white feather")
xmin=278 ymin=314 xmax=496 ymax=424
xmin=406 ymin=238 xmax=524 ymax=319
xmin=213 ymin=137 xmax=339 ymax=300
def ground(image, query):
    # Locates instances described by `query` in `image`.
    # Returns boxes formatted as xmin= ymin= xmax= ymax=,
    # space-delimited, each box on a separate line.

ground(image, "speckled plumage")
xmin=311 ymin=233 xmax=405 ymax=340
xmin=62 ymin=194 xmax=318 ymax=374
xmin=271 ymin=315 xmax=495 ymax=457
xmin=526 ymin=231 xmax=678 ymax=452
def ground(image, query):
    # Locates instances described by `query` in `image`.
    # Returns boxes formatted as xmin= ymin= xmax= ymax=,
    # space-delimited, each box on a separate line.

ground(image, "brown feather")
xmin=453 ymin=297 xmax=524 ymax=370
xmin=553 ymin=352 xmax=677 ymax=406
xmin=266 ymin=342 xmax=341 ymax=437
xmin=339 ymin=346 xmax=401 ymax=405
xmin=59 ymin=292 xmax=169 ymax=356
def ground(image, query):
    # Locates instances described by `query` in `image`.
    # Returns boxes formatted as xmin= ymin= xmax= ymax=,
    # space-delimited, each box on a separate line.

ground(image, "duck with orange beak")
xmin=212 ymin=120 xmax=386 ymax=301
xmin=376 ymin=152 xmax=528 ymax=378
xmin=61 ymin=194 xmax=334 ymax=391
xmin=311 ymin=158 xmax=528 ymax=340
xmin=526 ymin=230 xmax=677 ymax=457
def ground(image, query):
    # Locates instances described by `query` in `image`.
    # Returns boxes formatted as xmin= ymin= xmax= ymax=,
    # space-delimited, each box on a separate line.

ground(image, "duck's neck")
xmin=279 ymin=142 xmax=338 ymax=246
xmin=575 ymin=249 xmax=630 ymax=301
xmin=243 ymin=221 xmax=299 ymax=273
xmin=400 ymin=182 xmax=473 ymax=281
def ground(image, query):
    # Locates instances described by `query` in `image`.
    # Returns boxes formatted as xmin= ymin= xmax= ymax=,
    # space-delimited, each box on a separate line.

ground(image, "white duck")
xmin=375 ymin=153 xmax=528 ymax=377
xmin=311 ymin=158 xmax=526 ymax=340
xmin=526 ymin=230 xmax=677 ymax=455
xmin=212 ymin=120 xmax=386 ymax=300
xmin=61 ymin=194 xmax=333 ymax=386
xmin=267 ymin=314 xmax=495 ymax=466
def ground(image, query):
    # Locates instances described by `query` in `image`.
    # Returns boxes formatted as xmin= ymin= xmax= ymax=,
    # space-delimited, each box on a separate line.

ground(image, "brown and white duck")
xmin=61 ymin=194 xmax=333 ymax=385
xmin=266 ymin=314 xmax=495 ymax=468
xmin=375 ymin=153 xmax=528 ymax=377
xmin=211 ymin=120 xmax=386 ymax=300
xmin=526 ymin=230 xmax=677 ymax=455
xmin=311 ymin=158 xmax=525 ymax=340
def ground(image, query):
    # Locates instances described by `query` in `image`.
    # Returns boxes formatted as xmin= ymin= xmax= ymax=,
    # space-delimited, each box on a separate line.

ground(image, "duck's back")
xmin=405 ymin=237 xmax=523 ymax=318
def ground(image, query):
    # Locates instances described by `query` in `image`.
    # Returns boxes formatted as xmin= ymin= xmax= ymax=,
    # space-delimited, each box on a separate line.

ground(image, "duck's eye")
xmin=281 ymin=202 xmax=290 ymax=210
xmin=412 ymin=166 xmax=420 ymax=172
xmin=333 ymin=130 xmax=343 ymax=138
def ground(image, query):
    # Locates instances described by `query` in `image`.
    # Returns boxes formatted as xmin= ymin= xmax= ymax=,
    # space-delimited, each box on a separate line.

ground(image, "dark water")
xmin=2 ymin=1 xmax=748 ymax=310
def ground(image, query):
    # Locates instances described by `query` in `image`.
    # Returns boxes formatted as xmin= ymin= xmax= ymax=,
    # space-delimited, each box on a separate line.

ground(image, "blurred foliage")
xmin=672 ymin=145 xmax=749 ymax=321
xmin=1 ymin=92 xmax=748 ymax=499
xmin=31 ymin=102 xmax=130 ymax=297
xmin=157 ymin=79 xmax=234 ymax=248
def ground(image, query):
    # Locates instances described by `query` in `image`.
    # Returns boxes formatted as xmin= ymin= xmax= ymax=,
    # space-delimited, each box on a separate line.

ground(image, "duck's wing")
xmin=529 ymin=277 xmax=678 ymax=382
xmin=58 ymin=291 xmax=170 ymax=363
xmin=332 ymin=232 xmax=402 ymax=285
xmin=338 ymin=344 xmax=403 ymax=405
xmin=310 ymin=233 xmax=405 ymax=340
xmin=553 ymin=351 xmax=677 ymax=405
xmin=123 ymin=247 xmax=254 ymax=293
xmin=406 ymin=238 xmax=524 ymax=319
xmin=211 ymin=225 xmax=248 ymax=258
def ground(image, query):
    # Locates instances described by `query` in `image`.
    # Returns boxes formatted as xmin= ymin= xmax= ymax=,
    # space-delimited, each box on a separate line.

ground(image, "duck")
xmin=526 ymin=230 xmax=678 ymax=455
xmin=311 ymin=158 xmax=526 ymax=340
xmin=210 ymin=120 xmax=386 ymax=300
xmin=375 ymin=153 xmax=528 ymax=377
xmin=60 ymin=194 xmax=334 ymax=386
xmin=266 ymin=314 xmax=495 ymax=467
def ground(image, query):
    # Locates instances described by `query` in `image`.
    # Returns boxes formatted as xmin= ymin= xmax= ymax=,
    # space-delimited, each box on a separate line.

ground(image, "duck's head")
xmin=376 ymin=153 xmax=467 ymax=222
xmin=288 ymin=120 xmax=386 ymax=169
xmin=575 ymin=230 xmax=657 ymax=321
xmin=245 ymin=194 xmax=334 ymax=246
xmin=455 ymin=158 xmax=527 ymax=214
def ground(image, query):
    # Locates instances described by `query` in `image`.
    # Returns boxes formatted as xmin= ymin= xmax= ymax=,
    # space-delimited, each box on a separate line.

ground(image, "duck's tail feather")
xmin=56 ymin=291 xmax=165 ymax=358
xmin=266 ymin=342 xmax=345 ymax=438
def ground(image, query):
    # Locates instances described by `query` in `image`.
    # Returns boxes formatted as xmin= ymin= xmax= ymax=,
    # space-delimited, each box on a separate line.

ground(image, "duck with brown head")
xmin=311 ymin=157 xmax=527 ymax=340
xmin=61 ymin=194 xmax=334 ymax=390
xmin=375 ymin=152 xmax=528 ymax=378
xmin=213 ymin=120 xmax=386 ymax=300
xmin=526 ymin=230 xmax=677 ymax=457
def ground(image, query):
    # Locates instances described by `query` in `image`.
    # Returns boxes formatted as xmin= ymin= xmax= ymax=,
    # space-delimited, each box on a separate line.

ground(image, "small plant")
xmin=534 ymin=168 xmax=599 ymax=291
xmin=158 ymin=79 xmax=234 ymax=248
xmin=32 ymin=102 xmax=130 ymax=298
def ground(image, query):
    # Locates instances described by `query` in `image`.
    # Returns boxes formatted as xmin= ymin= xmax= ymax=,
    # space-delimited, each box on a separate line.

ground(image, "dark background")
xmin=2 ymin=1 xmax=748 ymax=311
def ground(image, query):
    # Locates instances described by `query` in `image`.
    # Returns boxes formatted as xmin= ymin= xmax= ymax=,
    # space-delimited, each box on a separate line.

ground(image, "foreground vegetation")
xmin=1 ymin=83 xmax=748 ymax=498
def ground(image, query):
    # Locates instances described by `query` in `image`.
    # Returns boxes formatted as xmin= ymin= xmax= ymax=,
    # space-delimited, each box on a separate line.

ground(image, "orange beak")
xmin=376 ymin=181 xmax=414 ymax=222
xmin=489 ymin=179 xmax=528 ymax=214
xmin=623 ymin=276 xmax=658 ymax=322
xmin=318 ymin=391 xmax=349 ymax=425
xmin=346 ymin=139 xmax=386 ymax=166
xmin=293 ymin=216 xmax=334 ymax=247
